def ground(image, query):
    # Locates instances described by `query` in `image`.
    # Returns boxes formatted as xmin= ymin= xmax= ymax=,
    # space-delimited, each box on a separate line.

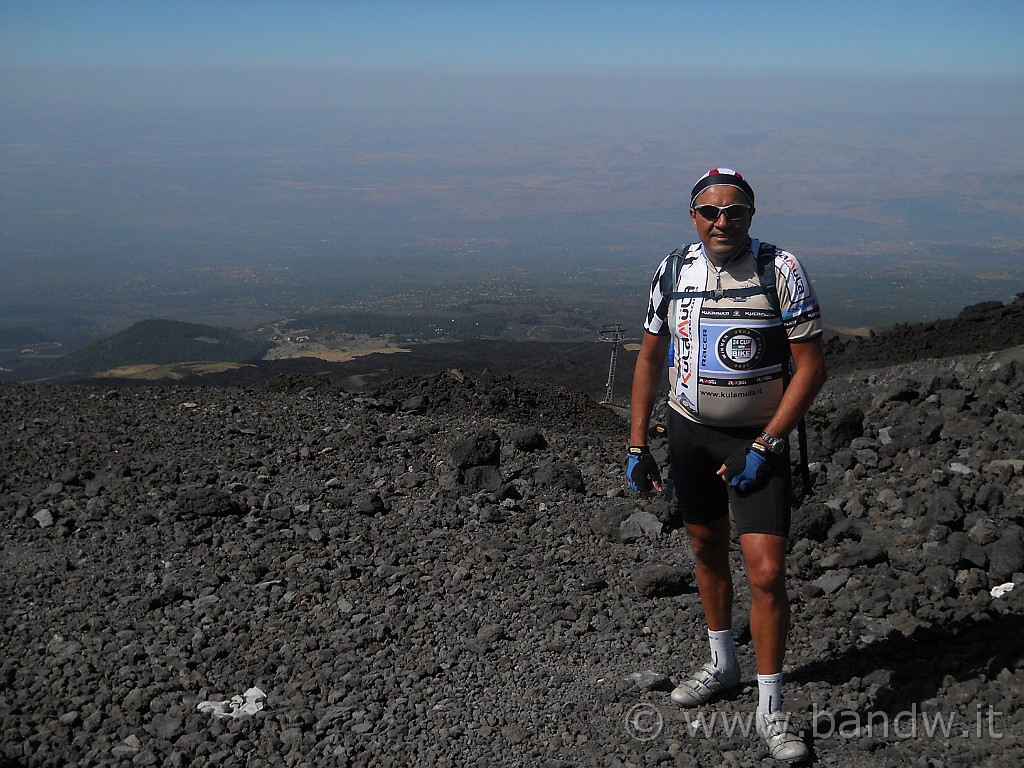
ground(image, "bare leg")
xmin=739 ymin=532 xmax=790 ymax=674
xmin=684 ymin=516 xmax=733 ymax=630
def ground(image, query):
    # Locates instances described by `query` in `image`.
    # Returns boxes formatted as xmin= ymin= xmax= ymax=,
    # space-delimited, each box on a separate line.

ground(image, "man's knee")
xmin=685 ymin=519 xmax=731 ymax=566
xmin=742 ymin=535 xmax=788 ymax=593
xmin=748 ymin=560 xmax=786 ymax=595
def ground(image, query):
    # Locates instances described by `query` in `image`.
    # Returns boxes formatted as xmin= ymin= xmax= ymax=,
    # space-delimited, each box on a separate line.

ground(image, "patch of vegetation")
xmin=52 ymin=319 xmax=273 ymax=375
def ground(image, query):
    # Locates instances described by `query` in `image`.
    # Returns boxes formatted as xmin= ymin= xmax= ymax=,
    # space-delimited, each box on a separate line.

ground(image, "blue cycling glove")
xmin=626 ymin=445 xmax=661 ymax=494
xmin=723 ymin=445 xmax=769 ymax=493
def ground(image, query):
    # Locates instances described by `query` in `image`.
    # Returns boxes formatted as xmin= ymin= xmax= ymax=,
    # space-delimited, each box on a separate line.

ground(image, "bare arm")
xmin=629 ymin=331 xmax=670 ymax=447
xmin=761 ymin=336 xmax=828 ymax=442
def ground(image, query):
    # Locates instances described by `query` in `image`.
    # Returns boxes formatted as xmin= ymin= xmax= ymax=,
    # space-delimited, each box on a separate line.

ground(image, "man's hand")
xmin=627 ymin=446 xmax=662 ymax=496
xmin=719 ymin=445 xmax=769 ymax=493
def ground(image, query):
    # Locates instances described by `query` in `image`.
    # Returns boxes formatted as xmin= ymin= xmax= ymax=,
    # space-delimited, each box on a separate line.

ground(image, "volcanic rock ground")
xmin=3 ymin=298 xmax=1024 ymax=767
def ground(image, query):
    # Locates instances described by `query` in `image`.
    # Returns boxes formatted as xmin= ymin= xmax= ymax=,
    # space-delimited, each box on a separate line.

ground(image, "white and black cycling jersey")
xmin=643 ymin=238 xmax=822 ymax=427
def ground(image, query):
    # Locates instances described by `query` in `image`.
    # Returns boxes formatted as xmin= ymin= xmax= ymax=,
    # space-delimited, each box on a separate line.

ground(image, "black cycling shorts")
xmin=667 ymin=408 xmax=792 ymax=537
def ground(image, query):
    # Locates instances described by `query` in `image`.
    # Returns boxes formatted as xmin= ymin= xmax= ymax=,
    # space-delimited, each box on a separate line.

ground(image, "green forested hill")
xmin=53 ymin=319 xmax=272 ymax=375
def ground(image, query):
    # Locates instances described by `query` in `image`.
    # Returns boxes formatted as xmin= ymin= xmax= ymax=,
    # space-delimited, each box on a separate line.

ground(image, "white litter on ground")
xmin=196 ymin=686 xmax=267 ymax=719
xmin=991 ymin=582 xmax=1016 ymax=599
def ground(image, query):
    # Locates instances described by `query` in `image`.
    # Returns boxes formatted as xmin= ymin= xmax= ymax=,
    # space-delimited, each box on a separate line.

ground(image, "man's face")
xmin=689 ymin=185 xmax=753 ymax=262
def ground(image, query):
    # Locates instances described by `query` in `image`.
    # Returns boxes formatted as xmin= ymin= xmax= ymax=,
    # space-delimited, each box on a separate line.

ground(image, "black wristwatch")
xmin=757 ymin=431 xmax=787 ymax=454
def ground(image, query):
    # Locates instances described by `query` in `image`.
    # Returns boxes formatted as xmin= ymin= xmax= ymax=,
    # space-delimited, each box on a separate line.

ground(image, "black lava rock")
xmin=3 ymin=299 xmax=1024 ymax=767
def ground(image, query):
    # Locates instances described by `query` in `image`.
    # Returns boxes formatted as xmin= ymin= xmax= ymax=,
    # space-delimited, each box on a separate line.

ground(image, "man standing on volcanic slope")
xmin=627 ymin=168 xmax=827 ymax=764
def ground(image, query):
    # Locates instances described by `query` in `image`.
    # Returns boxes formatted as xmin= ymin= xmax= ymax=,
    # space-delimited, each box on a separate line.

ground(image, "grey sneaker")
xmin=756 ymin=711 xmax=810 ymax=764
xmin=670 ymin=663 xmax=741 ymax=707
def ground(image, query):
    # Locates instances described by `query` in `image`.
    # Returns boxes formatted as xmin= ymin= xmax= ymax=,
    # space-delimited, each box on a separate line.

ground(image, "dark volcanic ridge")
xmin=2 ymin=300 xmax=1024 ymax=767
xmin=18 ymin=296 xmax=1024 ymax=403
xmin=822 ymin=296 xmax=1024 ymax=375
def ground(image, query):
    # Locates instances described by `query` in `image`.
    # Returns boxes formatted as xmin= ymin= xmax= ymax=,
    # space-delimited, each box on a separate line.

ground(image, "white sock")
xmin=708 ymin=628 xmax=737 ymax=673
xmin=757 ymin=672 xmax=784 ymax=714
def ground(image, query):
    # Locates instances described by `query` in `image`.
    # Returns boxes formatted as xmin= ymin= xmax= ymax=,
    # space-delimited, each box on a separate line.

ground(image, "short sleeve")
xmin=643 ymin=253 xmax=675 ymax=336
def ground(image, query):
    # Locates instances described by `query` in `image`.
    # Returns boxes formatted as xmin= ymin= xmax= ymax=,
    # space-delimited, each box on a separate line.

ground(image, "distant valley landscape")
xmin=4 ymin=74 xmax=1024 ymax=388
xmin=3 ymin=236 xmax=1022 ymax=386
xmin=5 ymin=289 xmax=1022 ymax=411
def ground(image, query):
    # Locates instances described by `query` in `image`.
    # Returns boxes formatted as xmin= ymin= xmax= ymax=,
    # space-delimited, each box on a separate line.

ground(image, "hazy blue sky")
xmin=2 ymin=0 xmax=1021 ymax=75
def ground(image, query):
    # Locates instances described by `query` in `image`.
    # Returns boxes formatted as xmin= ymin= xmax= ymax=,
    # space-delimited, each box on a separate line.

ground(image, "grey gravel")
xmin=2 ymin=342 xmax=1024 ymax=767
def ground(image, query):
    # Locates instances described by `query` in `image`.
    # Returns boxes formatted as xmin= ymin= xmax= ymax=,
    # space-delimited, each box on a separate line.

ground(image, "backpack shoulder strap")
xmin=754 ymin=240 xmax=782 ymax=319
xmin=667 ymin=241 xmax=779 ymax=303
xmin=665 ymin=243 xmax=767 ymax=301
xmin=661 ymin=244 xmax=695 ymax=297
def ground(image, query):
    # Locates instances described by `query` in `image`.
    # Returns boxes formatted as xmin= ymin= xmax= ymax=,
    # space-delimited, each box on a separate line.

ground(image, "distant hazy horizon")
xmin=3 ymin=2 xmax=1023 ymax=340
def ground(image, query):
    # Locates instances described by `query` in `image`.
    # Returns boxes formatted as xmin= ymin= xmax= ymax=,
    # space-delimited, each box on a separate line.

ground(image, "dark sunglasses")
xmin=693 ymin=203 xmax=751 ymax=222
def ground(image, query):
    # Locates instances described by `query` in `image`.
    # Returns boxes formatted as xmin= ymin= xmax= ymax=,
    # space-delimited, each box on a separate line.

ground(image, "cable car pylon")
xmin=599 ymin=324 xmax=625 ymax=404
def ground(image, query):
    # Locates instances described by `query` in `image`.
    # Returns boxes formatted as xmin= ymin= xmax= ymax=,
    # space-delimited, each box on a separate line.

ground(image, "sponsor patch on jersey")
xmin=717 ymin=328 xmax=765 ymax=371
